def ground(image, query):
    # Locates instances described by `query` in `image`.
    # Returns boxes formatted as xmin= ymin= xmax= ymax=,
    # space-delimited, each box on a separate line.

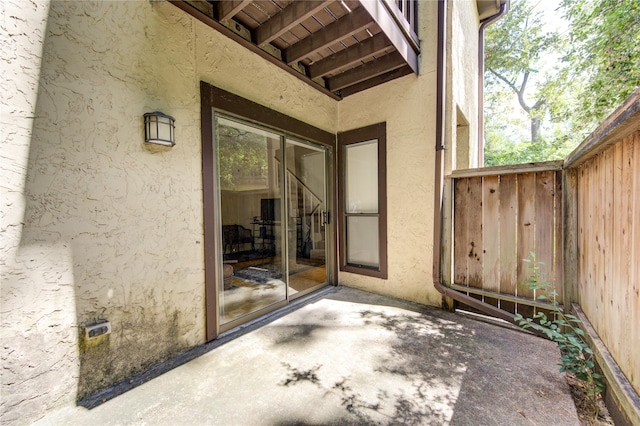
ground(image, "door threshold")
xmin=217 ymin=284 xmax=336 ymax=341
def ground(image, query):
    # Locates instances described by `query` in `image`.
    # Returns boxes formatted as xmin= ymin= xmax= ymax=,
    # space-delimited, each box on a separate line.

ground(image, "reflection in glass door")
xmin=285 ymin=138 xmax=327 ymax=297
xmin=215 ymin=116 xmax=286 ymax=325
xmin=214 ymin=115 xmax=329 ymax=328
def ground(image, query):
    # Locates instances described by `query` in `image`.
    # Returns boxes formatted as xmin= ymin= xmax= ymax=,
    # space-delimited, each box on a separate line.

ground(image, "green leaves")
xmin=514 ymin=253 xmax=605 ymax=415
xmin=561 ymin=0 xmax=640 ymax=132
xmin=485 ymin=0 xmax=563 ymax=146
xmin=217 ymin=124 xmax=269 ymax=190
xmin=484 ymin=0 xmax=640 ymax=166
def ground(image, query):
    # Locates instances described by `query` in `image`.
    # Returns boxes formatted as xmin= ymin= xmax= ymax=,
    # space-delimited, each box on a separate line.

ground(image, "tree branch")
xmin=516 ymin=71 xmax=531 ymax=113
xmin=532 ymin=98 xmax=546 ymax=110
xmin=488 ymin=67 xmax=519 ymax=93
xmin=488 ymin=67 xmax=534 ymax=113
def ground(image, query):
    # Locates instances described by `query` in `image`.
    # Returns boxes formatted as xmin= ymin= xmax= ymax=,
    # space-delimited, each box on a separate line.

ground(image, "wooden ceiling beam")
xmin=217 ymin=0 xmax=252 ymax=22
xmin=170 ymin=0 xmax=341 ymax=100
xmin=326 ymin=51 xmax=406 ymax=92
xmin=307 ymin=33 xmax=393 ymax=79
xmin=255 ymin=1 xmax=332 ymax=46
xmin=339 ymin=65 xmax=413 ymax=97
xmin=284 ymin=6 xmax=374 ymax=65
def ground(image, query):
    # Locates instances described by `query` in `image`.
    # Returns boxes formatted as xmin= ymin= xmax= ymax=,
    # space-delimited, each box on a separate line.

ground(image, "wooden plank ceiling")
xmin=177 ymin=0 xmax=420 ymax=99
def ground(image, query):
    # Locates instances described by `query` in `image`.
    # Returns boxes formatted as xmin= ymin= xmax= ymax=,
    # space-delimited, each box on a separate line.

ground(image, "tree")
xmin=217 ymin=124 xmax=269 ymax=190
xmin=483 ymin=0 xmax=640 ymax=166
xmin=484 ymin=0 xmax=559 ymax=144
xmin=560 ymin=0 xmax=640 ymax=132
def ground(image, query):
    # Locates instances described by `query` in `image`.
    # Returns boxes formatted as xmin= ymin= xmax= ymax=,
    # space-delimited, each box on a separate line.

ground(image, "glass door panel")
xmin=285 ymin=138 xmax=327 ymax=297
xmin=215 ymin=116 xmax=286 ymax=325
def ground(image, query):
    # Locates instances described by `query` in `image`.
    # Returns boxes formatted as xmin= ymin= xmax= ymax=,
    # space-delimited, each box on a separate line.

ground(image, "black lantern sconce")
xmin=144 ymin=111 xmax=175 ymax=147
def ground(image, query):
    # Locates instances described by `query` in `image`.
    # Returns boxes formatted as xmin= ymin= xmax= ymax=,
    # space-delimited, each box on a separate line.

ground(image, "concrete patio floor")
xmin=34 ymin=287 xmax=580 ymax=425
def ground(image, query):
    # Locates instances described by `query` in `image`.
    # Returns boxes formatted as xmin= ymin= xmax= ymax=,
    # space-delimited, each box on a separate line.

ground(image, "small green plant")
xmin=514 ymin=253 xmax=604 ymax=417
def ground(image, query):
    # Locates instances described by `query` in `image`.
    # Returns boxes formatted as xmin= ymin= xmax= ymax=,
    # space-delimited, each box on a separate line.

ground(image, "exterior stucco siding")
xmin=1 ymin=1 xmax=336 ymax=424
xmin=450 ymin=0 xmax=480 ymax=169
xmin=339 ymin=73 xmax=440 ymax=305
xmin=336 ymin=1 xmax=480 ymax=306
xmin=1 ymin=1 xmax=482 ymax=424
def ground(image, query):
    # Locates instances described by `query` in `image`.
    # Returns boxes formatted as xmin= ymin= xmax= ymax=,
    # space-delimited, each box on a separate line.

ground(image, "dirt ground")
xmin=566 ymin=373 xmax=614 ymax=425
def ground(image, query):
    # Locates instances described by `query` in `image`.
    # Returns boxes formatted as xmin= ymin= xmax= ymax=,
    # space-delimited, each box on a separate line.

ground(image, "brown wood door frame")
xmin=200 ymin=81 xmax=337 ymax=341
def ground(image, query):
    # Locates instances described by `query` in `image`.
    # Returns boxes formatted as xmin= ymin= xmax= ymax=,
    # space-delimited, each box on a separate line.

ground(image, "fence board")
xmin=467 ymin=177 xmax=484 ymax=301
xmin=595 ymin=153 xmax=604 ymax=333
xmin=603 ymin=148 xmax=614 ymax=350
xmin=586 ymin=158 xmax=597 ymax=322
xmin=483 ymin=176 xmax=500 ymax=307
xmin=554 ymin=171 xmax=564 ymax=298
xmin=631 ymin=132 xmax=639 ymax=392
xmin=612 ymin=142 xmax=625 ymax=366
xmin=578 ymin=167 xmax=590 ymax=306
xmin=578 ymin=167 xmax=587 ymax=303
xmin=535 ymin=170 xmax=555 ymax=310
xmin=575 ymin=130 xmax=640 ymax=396
xmin=453 ymin=178 xmax=469 ymax=286
xmin=517 ymin=173 xmax=536 ymax=317
xmin=499 ymin=174 xmax=517 ymax=313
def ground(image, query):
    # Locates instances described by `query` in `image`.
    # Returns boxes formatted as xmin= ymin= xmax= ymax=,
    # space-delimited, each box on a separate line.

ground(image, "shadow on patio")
xmin=35 ymin=287 xmax=579 ymax=425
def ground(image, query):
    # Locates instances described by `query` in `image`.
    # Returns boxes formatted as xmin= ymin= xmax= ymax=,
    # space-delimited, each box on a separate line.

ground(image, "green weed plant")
xmin=514 ymin=253 xmax=604 ymax=417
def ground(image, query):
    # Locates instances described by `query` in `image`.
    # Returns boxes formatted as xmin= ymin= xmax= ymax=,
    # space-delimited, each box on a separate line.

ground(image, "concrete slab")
xmin=34 ymin=287 xmax=580 ymax=425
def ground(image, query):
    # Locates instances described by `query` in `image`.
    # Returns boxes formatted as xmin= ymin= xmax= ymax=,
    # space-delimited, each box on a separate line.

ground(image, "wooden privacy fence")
xmin=441 ymin=90 xmax=640 ymax=412
xmin=565 ymin=126 xmax=640 ymax=399
xmin=446 ymin=161 xmax=564 ymax=317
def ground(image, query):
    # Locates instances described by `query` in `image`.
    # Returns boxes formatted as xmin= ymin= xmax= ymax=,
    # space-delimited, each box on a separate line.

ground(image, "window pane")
xmin=346 ymin=216 xmax=379 ymax=268
xmin=215 ymin=115 xmax=286 ymax=325
xmin=345 ymin=140 xmax=378 ymax=213
xmin=216 ymin=116 xmax=281 ymax=191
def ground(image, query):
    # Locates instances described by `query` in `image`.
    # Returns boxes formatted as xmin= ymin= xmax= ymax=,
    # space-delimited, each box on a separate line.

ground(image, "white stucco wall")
xmin=1 ymin=1 xmax=336 ymax=424
xmin=1 ymin=0 xmax=81 ymax=421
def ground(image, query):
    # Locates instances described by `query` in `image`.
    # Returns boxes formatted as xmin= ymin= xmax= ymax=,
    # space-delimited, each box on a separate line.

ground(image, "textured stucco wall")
xmin=2 ymin=0 xmax=481 ymax=423
xmin=450 ymin=0 xmax=480 ymax=170
xmin=337 ymin=1 xmax=441 ymax=306
xmin=336 ymin=1 xmax=481 ymax=306
xmin=1 ymin=0 xmax=81 ymax=422
xmin=1 ymin=1 xmax=336 ymax=424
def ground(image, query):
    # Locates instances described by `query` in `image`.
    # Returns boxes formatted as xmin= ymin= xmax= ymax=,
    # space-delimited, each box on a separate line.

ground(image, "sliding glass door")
xmin=214 ymin=115 xmax=329 ymax=329
xmin=285 ymin=138 xmax=327 ymax=296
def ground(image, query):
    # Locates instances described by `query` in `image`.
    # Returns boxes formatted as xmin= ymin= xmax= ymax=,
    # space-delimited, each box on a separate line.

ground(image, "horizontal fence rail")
xmin=448 ymin=163 xmax=563 ymax=318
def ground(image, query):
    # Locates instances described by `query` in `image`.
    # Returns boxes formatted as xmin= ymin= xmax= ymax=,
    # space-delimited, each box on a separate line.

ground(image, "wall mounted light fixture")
xmin=144 ymin=111 xmax=175 ymax=146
